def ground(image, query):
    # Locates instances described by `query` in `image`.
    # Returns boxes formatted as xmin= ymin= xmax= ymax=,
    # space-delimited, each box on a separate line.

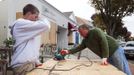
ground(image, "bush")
xmin=3 ymin=37 xmax=15 ymax=48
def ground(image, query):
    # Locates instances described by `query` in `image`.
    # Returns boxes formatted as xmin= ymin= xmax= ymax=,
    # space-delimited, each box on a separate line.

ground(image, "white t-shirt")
xmin=10 ymin=18 xmax=50 ymax=67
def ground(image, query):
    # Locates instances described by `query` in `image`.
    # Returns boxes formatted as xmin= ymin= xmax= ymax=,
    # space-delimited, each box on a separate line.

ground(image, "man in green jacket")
xmin=60 ymin=24 xmax=132 ymax=75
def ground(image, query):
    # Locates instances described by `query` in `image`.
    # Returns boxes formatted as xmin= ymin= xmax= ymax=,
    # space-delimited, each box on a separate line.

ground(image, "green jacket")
xmin=69 ymin=28 xmax=118 ymax=58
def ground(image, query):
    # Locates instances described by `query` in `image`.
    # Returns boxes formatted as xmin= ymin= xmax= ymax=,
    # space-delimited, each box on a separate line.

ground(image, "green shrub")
xmin=3 ymin=37 xmax=15 ymax=48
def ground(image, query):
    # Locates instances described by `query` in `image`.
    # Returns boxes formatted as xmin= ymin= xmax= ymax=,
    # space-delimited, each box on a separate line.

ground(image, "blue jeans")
xmin=108 ymin=46 xmax=132 ymax=75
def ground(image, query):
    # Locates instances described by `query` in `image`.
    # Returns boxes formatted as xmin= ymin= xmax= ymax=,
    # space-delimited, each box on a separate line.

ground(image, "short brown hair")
xmin=23 ymin=4 xmax=39 ymax=15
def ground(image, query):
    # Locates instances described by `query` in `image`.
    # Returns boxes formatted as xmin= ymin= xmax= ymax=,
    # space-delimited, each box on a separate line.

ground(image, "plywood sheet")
xmin=27 ymin=59 xmax=126 ymax=75
xmin=16 ymin=12 xmax=23 ymax=19
xmin=49 ymin=22 xmax=57 ymax=45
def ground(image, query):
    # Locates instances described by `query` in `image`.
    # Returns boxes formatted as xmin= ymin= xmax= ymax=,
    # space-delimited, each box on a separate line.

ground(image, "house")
xmin=63 ymin=11 xmax=78 ymax=47
xmin=75 ymin=16 xmax=93 ymax=27
xmin=0 ymin=0 xmax=77 ymax=49
xmin=63 ymin=12 xmax=94 ymax=47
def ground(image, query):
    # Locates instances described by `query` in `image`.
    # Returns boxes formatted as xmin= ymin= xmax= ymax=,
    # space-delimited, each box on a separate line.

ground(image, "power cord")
xmin=35 ymin=56 xmax=93 ymax=75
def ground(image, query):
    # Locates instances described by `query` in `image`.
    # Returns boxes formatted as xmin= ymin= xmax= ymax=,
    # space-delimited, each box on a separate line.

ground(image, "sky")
xmin=123 ymin=15 xmax=134 ymax=36
xmin=46 ymin=0 xmax=95 ymax=20
xmin=46 ymin=0 xmax=134 ymax=36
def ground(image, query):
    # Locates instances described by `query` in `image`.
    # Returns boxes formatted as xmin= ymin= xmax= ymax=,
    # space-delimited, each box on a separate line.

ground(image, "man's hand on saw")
xmin=60 ymin=50 xmax=69 ymax=55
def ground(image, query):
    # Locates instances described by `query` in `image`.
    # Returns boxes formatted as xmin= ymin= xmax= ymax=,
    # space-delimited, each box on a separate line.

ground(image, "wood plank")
xmin=27 ymin=59 xmax=126 ymax=75
xmin=16 ymin=12 xmax=23 ymax=19
xmin=49 ymin=22 xmax=57 ymax=45
xmin=26 ymin=69 xmax=49 ymax=75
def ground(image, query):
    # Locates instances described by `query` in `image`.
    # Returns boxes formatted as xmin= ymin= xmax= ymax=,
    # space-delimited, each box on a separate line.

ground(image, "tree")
xmin=124 ymin=31 xmax=132 ymax=41
xmin=89 ymin=0 xmax=134 ymax=38
xmin=91 ymin=13 xmax=129 ymax=38
xmin=91 ymin=13 xmax=106 ymax=31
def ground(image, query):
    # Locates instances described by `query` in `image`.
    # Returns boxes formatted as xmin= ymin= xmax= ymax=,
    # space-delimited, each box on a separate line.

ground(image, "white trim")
xmin=39 ymin=0 xmax=78 ymax=26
